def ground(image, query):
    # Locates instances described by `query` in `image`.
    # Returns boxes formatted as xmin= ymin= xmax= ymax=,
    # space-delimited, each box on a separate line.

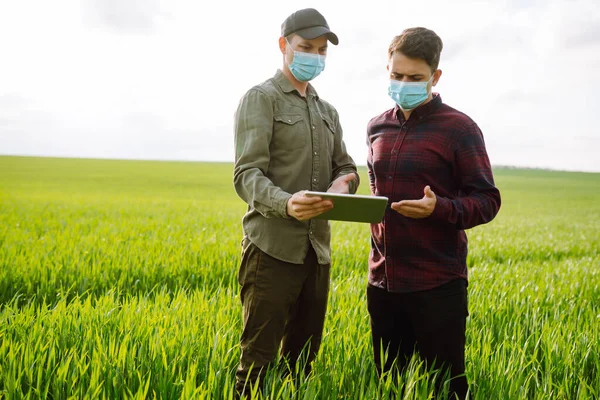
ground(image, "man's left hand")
xmin=327 ymin=173 xmax=357 ymax=194
xmin=391 ymin=185 xmax=437 ymax=219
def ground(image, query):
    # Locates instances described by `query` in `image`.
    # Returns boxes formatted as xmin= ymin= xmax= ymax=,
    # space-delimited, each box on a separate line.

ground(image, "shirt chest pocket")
xmin=272 ymin=114 xmax=307 ymax=150
xmin=321 ymin=116 xmax=335 ymax=154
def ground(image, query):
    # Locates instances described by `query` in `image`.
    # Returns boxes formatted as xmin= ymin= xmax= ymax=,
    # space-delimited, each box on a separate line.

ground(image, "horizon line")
xmin=1 ymin=153 xmax=599 ymax=174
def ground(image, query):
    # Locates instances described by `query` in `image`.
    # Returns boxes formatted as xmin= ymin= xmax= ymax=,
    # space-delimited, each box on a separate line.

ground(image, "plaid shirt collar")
xmin=394 ymin=93 xmax=443 ymax=122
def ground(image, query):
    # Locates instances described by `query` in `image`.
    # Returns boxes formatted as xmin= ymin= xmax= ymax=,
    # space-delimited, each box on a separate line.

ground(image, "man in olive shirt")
xmin=233 ymin=8 xmax=359 ymax=396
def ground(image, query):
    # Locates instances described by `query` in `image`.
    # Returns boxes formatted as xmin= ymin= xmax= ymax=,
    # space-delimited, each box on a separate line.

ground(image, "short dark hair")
xmin=388 ymin=27 xmax=443 ymax=71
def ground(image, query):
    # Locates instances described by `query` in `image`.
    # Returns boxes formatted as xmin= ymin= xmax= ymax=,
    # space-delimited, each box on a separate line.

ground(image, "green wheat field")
xmin=1 ymin=156 xmax=599 ymax=399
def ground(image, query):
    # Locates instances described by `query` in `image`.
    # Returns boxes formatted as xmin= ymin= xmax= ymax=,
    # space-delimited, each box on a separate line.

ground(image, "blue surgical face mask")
xmin=287 ymin=40 xmax=326 ymax=82
xmin=388 ymin=75 xmax=435 ymax=110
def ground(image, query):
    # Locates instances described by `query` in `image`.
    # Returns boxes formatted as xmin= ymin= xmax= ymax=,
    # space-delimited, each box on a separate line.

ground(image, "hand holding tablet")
xmin=304 ymin=191 xmax=389 ymax=223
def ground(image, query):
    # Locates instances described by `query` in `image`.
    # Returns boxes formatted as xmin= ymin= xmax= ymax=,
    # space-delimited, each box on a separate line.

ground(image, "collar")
xmin=395 ymin=93 xmax=443 ymax=122
xmin=273 ymin=69 xmax=319 ymax=99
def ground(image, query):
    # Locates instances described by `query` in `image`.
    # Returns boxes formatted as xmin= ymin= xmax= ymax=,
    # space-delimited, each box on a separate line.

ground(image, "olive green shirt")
xmin=233 ymin=69 xmax=359 ymax=265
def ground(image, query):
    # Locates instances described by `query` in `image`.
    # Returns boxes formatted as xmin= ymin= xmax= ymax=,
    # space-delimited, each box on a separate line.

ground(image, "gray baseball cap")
xmin=281 ymin=8 xmax=339 ymax=45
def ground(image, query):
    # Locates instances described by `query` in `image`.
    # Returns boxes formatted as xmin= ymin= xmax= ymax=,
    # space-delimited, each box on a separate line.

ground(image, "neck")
xmin=282 ymin=65 xmax=309 ymax=96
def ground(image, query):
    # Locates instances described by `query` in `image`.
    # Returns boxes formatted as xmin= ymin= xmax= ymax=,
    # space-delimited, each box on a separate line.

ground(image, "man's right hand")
xmin=286 ymin=191 xmax=333 ymax=221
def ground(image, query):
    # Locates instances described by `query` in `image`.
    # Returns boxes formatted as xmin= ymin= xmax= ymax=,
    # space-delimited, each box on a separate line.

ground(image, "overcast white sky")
xmin=1 ymin=0 xmax=599 ymax=172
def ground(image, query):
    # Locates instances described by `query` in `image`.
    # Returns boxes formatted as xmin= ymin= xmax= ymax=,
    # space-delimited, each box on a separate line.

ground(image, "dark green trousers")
xmin=235 ymin=238 xmax=330 ymax=396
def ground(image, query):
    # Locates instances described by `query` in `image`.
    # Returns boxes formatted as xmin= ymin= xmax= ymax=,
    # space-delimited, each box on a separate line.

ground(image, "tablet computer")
xmin=304 ymin=191 xmax=389 ymax=223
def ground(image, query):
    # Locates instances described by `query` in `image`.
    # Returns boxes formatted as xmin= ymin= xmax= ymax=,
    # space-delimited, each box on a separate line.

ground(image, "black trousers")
xmin=367 ymin=279 xmax=469 ymax=400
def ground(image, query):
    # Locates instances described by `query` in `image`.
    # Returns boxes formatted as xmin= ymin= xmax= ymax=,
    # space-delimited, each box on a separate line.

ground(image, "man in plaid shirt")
xmin=366 ymin=27 xmax=501 ymax=399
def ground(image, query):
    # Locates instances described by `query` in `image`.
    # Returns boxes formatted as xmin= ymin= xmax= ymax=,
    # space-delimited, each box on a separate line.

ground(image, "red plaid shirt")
xmin=367 ymin=94 xmax=501 ymax=293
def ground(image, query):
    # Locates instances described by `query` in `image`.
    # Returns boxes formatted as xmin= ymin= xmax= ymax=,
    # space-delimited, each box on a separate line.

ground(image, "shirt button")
xmin=288 ymin=119 xmax=292 ymax=123
xmin=309 ymin=231 xmax=313 ymax=235
xmin=312 ymin=125 xmax=316 ymax=130
xmin=314 ymin=152 xmax=317 ymax=156
xmin=392 ymin=149 xmax=397 ymax=154
xmin=388 ymin=176 xmax=392 ymax=180
xmin=313 ymin=178 xmax=317 ymax=182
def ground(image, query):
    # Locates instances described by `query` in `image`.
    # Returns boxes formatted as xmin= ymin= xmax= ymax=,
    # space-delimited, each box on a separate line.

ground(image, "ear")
xmin=278 ymin=36 xmax=287 ymax=55
xmin=432 ymin=69 xmax=442 ymax=86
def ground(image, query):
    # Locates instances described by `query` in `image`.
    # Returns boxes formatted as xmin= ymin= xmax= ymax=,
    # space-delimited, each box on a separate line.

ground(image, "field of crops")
xmin=1 ymin=156 xmax=598 ymax=399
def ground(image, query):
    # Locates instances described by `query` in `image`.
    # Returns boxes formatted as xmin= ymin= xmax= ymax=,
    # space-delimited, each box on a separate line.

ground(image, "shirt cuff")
xmin=428 ymin=195 xmax=451 ymax=222
xmin=274 ymin=191 xmax=293 ymax=219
